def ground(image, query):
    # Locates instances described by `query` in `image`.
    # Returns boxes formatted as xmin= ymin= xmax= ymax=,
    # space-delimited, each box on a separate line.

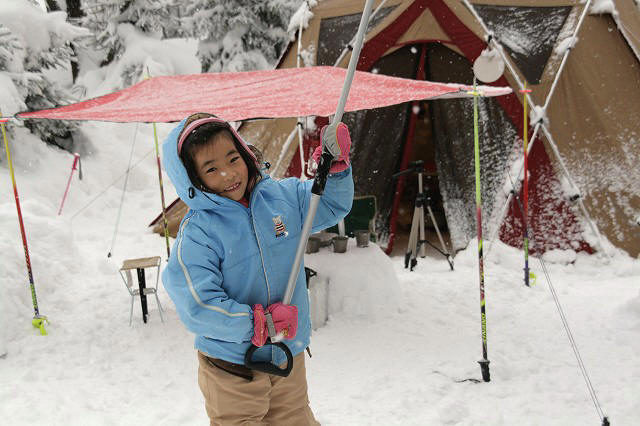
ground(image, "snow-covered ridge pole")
xmin=461 ymin=0 xmax=609 ymax=259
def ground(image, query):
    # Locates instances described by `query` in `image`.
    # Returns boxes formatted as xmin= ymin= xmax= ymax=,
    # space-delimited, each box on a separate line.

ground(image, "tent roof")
xmin=16 ymin=66 xmax=510 ymax=123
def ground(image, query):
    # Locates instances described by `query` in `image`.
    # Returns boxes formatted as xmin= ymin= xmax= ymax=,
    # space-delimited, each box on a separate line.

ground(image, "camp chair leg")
xmin=129 ymin=295 xmax=135 ymax=327
xmin=154 ymin=293 xmax=164 ymax=323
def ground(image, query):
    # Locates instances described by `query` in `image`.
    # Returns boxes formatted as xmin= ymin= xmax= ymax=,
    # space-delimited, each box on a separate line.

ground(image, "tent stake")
xmin=1 ymin=116 xmax=48 ymax=335
xmin=58 ymin=153 xmax=80 ymax=215
xmin=469 ymin=82 xmax=490 ymax=382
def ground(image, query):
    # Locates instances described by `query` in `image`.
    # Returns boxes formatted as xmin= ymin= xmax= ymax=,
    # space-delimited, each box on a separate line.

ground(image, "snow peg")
xmin=478 ymin=359 xmax=490 ymax=382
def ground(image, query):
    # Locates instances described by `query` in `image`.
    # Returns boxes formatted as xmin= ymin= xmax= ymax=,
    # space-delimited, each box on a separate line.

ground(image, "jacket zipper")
xmin=249 ymin=179 xmax=278 ymax=363
xmin=248 ymin=180 xmax=272 ymax=305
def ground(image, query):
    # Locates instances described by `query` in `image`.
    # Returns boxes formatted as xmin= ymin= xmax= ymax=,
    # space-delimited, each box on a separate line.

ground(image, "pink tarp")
xmin=17 ymin=66 xmax=511 ymax=123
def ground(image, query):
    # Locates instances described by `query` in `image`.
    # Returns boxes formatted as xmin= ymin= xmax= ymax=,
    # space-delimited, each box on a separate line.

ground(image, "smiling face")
xmin=193 ymin=132 xmax=249 ymax=201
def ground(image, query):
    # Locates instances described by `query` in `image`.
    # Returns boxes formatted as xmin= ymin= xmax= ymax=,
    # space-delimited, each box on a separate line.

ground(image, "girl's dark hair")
xmin=178 ymin=113 xmax=260 ymax=198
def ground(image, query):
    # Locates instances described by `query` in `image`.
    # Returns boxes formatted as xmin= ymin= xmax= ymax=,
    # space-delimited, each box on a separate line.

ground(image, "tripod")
xmin=392 ymin=161 xmax=454 ymax=271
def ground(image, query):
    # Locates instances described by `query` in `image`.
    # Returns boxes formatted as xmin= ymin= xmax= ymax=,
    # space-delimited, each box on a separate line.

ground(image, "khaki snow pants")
xmin=197 ymin=351 xmax=320 ymax=426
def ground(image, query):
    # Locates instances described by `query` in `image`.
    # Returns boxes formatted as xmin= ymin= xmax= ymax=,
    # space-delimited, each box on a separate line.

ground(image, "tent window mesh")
xmin=317 ymin=6 xmax=396 ymax=66
xmin=341 ymin=45 xmax=420 ymax=237
xmin=426 ymin=43 xmax=519 ymax=252
xmin=473 ymin=4 xmax=572 ymax=84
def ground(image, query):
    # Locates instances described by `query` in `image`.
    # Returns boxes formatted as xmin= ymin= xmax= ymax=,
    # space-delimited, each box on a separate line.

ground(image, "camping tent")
xmin=228 ymin=0 xmax=640 ymax=257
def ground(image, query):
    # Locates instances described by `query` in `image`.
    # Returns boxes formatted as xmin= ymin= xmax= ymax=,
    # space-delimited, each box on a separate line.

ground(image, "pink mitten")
xmin=266 ymin=302 xmax=298 ymax=340
xmin=252 ymin=304 xmax=268 ymax=347
xmin=311 ymin=122 xmax=352 ymax=174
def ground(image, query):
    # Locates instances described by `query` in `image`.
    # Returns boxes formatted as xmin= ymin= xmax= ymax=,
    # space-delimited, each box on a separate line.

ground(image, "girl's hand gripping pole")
xmin=245 ymin=0 xmax=375 ymax=377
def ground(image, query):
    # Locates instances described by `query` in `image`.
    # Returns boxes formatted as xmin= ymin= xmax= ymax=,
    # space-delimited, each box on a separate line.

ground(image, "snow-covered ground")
xmin=1 ymin=121 xmax=639 ymax=425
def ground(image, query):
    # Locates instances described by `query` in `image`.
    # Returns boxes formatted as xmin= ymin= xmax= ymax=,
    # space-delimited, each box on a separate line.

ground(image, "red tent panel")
xmin=16 ymin=66 xmax=510 ymax=123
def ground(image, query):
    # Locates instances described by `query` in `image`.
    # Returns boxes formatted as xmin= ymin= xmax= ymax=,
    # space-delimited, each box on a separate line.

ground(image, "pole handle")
xmin=244 ymin=341 xmax=294 ymax=377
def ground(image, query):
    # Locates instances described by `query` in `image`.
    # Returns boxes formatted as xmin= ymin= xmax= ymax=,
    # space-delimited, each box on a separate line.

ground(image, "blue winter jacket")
xmin=161 ymin=119 xmax=354 ymax=366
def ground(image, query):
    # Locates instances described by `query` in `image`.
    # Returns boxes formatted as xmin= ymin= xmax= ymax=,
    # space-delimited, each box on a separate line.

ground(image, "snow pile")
xmin=542 ymin=248 xmax=578 ymax=264
xmin=554 ymin=35 xmax=577 ymax=56
xmin=305 ymin=238 xmax=400 ymax=319
xmin=589 ymin=0 xmax=617 ymax=15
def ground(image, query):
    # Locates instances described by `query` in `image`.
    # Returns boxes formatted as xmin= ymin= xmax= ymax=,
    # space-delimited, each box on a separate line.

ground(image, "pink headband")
xmin=177 ymin=116 xmax=258 ymax=164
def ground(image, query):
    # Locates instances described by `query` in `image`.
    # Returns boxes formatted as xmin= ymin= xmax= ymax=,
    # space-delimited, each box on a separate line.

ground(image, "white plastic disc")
xmin=473 ymin=48 xmax=505 ymax=83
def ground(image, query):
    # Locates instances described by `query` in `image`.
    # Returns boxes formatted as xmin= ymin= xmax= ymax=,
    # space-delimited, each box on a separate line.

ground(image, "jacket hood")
xmin=162 ymin=118 xmax=264 ymax=211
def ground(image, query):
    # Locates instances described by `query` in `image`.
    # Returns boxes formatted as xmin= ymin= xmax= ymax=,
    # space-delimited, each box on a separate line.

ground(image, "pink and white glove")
xmin=252 ymin=304 xmax=268 ymax=347
xmin=311 ymin=122 xmax=352 ymax=174
xmin=251 ymin=303 xmax=298 ymax=347
xmin=266 ymin=302 xmax=298 ymax=341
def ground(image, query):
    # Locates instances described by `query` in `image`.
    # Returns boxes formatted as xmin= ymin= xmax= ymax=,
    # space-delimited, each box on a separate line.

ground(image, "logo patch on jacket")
xmin=272 ymin=216 xmax=288 ymax=238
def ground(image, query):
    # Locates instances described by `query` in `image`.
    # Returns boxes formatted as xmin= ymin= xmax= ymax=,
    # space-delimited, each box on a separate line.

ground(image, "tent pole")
xmin=271 ymin=126 xmax=298 ymax=176
xmin=146 ymin=69 xmax=171 ymax=259
xmin=283 ymin=0 xmax=375 ymax=304
xmin=462 ymin=0 xmax=609 ymax=258
xmin=296 ymin=7 xmax=308 ymax=181
xmin=270 ymin=0 xmax=389 ymax=178
xmin=1 ymin=117 xmax=48 ymax=335
xmin=246 ymin=0 xmax=375 ymax=377
xmin=539 ymin=123 xmax=608 ymax=255
xmin=152 ymin=121 xmax=171 ymax=259
xmin=470 ymin=81 xmax=490 ymax=382
xmin=520 ymin=85 xmax=532 ymax=287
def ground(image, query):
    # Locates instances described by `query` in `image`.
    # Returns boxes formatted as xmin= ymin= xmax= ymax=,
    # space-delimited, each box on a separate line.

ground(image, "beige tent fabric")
xmin=613 ymin=0 xmax=640 ymax=62
xmin=157 ymin=0 xmax=640 ymax=256
xmin=152 ymin=200 xmax=188 ymax=238
xmin=545 ymin=13 xmax=640 ymax=256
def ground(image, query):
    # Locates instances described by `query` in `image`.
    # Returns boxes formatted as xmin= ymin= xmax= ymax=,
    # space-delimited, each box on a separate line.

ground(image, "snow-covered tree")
xmin=182 ymin=0 xmax=303 ymax=72
xmin=0 ymin=1 xmax=89 ymax=150
xmin=80 ymin=0 xmax=182 ymax=66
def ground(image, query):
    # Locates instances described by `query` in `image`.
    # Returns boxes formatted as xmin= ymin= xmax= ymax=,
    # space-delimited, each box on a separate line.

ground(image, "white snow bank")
xmin=542 ymin=248 xmax=578 ymax=264
xmin=2 ymin=121 xmax=640 ymax=425
xmin=305 ymin=238 xmax=400 ymax=319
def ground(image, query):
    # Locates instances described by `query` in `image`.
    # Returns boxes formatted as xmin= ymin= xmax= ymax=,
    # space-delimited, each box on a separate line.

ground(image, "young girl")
xmin=162 ymin=112 xmax=353 ymax=425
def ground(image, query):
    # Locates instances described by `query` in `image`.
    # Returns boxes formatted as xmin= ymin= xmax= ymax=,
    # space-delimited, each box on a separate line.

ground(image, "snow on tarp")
xmin=16 ymin=66 xmax=511 ymax=123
